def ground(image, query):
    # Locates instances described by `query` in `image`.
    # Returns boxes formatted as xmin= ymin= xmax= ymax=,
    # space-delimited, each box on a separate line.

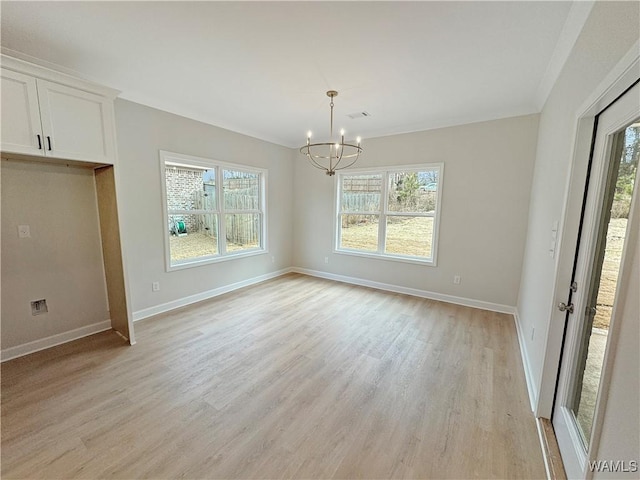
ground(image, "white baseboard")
xmin=132 ymin=268 xmax=293 ymax=322
xmin=291 ymin=267 xmax=516 ymax=315
xmin=1 ymin=320 xmax=112 ymax=363
xmin=513 ymin=308 xmax=538 ymax=411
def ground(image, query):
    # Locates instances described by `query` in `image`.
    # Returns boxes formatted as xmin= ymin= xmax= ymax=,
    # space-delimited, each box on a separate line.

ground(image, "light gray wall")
xmin=517 ymin=1 xmax=639 ymax=408
xmin=114 ymin=99 xmax=294 ymax=315
xmin=293 ymin=114 xmax=539 ymax=308
xmin=1 ymin=159 xmax=109 ymax=349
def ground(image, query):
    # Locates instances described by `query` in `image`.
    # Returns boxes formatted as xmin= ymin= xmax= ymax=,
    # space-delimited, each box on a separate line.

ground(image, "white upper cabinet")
xmin=0 ymin=55 xmax=118 ymax=164
xmin=1 ymin=69 xmax=44 ymax=156
xmin=37 ymin=79 xmax=116 ymax=163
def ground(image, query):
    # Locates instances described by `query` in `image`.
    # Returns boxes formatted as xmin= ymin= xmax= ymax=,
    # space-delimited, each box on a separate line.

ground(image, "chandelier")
xmin=300 ymin=90 xmax=362 ymax=176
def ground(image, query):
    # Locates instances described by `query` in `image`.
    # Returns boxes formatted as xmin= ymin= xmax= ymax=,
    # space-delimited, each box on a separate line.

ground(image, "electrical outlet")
xmin=31 ymin=299 xmax=48 ymax=315
xmin=271 ymin=255 xmax=275 ymax=264
xmin=453 ymin=275 xmax=461 ymax=285
xmin=324 ymin=256 xmax=329 ymax=264
xmin=152 ymin=281 xmax=160 ymax=292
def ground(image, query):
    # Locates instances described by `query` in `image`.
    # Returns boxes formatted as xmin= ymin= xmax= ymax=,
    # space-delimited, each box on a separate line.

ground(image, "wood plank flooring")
xmin=1 ymin=273 xmax=545 ymax=479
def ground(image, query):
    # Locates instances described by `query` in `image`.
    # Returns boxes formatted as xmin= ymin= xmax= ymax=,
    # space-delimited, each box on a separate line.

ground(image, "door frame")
xmin=536 ymin=40 xmax=639 ymax=420
xmin=552 ymin=82 xmax=639 ymax=478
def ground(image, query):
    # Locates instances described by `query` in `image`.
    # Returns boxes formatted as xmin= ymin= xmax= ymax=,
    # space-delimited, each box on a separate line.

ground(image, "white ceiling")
xmin=1 ymin=1 xmax=588 ymax=148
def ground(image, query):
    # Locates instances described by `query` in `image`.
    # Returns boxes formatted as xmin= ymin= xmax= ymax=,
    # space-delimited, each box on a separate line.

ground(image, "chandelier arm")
xmin=333 ymin=147 xmax=362 ymax=172
xmin=305 ymin=153 xmax=331 ymax=171
xmin=333 ymin=145 xmax=346 ymax=171
xmin=307 ymin=156 xmax=327 ymax=170
xmin=301 ymin=143 xmax=360 ymax=159
xmin=339 ymin=152 xmax=361 ymax=170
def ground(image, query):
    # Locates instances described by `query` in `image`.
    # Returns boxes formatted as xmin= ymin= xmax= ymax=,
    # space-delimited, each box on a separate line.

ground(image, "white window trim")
xmin=159 ymin=150 xmax=268 ymax=272
xmin=334 ymin=162 xmax=444 ymax=266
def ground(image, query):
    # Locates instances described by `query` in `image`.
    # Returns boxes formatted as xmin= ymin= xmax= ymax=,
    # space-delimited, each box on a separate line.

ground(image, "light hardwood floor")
xmin=1 ymin=273 xmax=545 ymax=479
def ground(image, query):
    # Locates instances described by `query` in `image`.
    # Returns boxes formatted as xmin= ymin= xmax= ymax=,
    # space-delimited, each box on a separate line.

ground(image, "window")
xmin=160 ymin=151 xmax=266 ymax=270
xmin=336 ymin=164 xmax=443 ymax=265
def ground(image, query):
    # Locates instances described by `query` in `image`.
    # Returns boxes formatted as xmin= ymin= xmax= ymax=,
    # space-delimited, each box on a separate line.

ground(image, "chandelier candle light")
xmin=300 ymin=90 xmax=363 ymax=176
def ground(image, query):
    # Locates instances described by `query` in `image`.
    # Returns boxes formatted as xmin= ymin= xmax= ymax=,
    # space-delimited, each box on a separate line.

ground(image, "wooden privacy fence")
xmin=223 ymin=188 xmax=259 ymax=210
xmin=343 ymin=176 xmax=382 ymax=192
xmin=225 ymin=213 xmax=259 ymax=246
xmin=341 ymin=191 xmax=436 ymax=227
xmin=192 ymin=189 xmax=259 ymax=245
xmin=342 ymin=193 xmax=381 ymax=212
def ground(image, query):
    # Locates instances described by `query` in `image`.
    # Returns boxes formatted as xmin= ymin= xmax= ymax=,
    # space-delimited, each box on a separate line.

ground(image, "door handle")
xmin=558 ymin=302 xmax=574 ymax=314
xmin=46 ymin=136 xmax=52 ymax=151
xmin=36 ymin=134 xmax=42 ymax=150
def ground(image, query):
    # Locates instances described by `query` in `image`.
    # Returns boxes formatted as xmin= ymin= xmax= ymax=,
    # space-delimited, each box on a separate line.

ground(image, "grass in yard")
xmin=170 ymin=232 xmax=217 ymax=260
xmin=341 ymin=216 xmax=433 ymax=257
xmin=169 ymin=232 xmax=259 ymax=262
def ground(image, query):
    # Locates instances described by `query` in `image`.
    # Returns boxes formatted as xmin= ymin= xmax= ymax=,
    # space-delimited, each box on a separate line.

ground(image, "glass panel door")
xmin=569 ymin=122 xmax=639 ymax=445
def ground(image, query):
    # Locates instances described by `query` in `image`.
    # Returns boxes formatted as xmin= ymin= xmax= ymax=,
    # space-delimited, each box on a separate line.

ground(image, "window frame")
xmin=334 ymin=163 xmax=444 ymax=266
xmin=159 ymin=150 xmax=268 ymax=271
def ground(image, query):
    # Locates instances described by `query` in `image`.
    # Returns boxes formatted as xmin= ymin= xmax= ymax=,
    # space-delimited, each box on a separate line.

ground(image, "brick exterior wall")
xmin=165 ymin=167 xmax=205 ymax=233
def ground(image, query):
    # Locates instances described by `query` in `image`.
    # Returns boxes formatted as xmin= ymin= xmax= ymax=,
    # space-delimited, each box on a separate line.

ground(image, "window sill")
xmin=166 ymin=248 xmax=267 ymax=272
xmin=334 ymin=248 xmax=436 ymax=267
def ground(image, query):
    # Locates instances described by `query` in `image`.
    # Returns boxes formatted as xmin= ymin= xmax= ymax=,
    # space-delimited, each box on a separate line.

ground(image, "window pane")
xmin=169 ymin=214 xmax=218 ymax=263
xmin=225 ymin=214 xmax=260 ymax=251
xmin=385 ymin=216 xmax=433 ymax=258
xmin=388 ymin=170 xmax=438 ymax=213
xmin=224 ymin=170 xmax=259 ymax=210
xmin=341 ymin=174 xmax=382 ymax=212
xmin=165 ymin=165 xmax=216 ymax=210
xmin=339 ymin=214 xmax=379 ymax=251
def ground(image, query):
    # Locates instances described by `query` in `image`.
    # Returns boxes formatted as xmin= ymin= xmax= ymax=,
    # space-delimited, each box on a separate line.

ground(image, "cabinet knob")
xmin=46 ymin=136 xmax=52 ymax=151
xmin=36 ymin=134 xmax=42 ymax=150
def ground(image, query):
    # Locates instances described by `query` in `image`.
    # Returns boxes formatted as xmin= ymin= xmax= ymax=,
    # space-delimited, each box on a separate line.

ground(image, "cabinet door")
xmin=36 ymin=79 xmax=116 ymax=164
xmin=1 ymin=69 xmax=45 ymax=156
